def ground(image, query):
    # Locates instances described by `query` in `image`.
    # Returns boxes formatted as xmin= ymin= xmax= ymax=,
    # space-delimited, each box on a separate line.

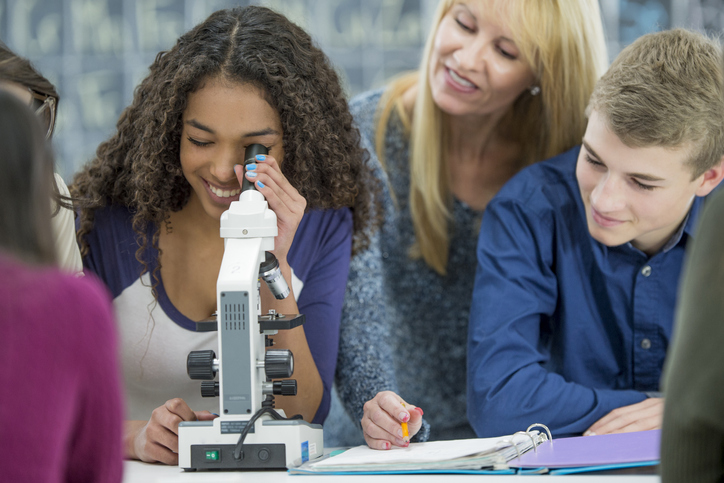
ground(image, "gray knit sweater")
xmin=328 ymin=89 xmax=483 ymax=445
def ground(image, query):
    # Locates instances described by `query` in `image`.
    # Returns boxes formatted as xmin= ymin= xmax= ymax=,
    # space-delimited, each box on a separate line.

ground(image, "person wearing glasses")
xmin=0 ymin=89 xmax=124 ymax=483
xmin=0 ymin=43 xmax=81 ymax=274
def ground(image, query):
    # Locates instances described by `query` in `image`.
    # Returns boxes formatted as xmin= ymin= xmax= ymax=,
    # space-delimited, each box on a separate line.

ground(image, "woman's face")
xmin=428 ymin=0 xmax=535 ymax=120
xmin=180 ymin=77 xmax=283 ymax=221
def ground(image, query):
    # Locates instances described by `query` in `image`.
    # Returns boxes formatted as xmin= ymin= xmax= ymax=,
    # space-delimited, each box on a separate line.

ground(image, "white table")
xmin=123 ymin=461 xmax=661 ymax=483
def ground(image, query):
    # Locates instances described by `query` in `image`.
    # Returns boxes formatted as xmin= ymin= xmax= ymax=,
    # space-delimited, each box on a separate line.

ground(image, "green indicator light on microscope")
xmin=205 ymin=450 xmax=219 ymax=461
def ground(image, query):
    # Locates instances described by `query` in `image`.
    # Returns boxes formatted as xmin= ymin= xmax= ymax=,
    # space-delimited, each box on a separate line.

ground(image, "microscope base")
xmin=178 ymin=417 xmax=323 ymax=471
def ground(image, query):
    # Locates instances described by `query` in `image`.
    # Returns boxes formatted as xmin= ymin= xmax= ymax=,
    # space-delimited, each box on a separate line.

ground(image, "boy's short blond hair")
xmin=588 ymin=29 xmax=724 ymax=178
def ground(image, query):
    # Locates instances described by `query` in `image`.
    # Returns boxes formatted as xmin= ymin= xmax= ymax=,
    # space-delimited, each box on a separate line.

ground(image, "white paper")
xmin=310 ymin=436 xmax=516 ymax=467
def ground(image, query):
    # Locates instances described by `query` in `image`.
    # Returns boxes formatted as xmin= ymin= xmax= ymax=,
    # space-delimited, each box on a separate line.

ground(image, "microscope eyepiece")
xmin=241 ymin=144 xmax=269 ymax=193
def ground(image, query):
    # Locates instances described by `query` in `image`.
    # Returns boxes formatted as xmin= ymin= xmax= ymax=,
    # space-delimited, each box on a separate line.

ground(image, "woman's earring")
xmin=529 ymin=86 xmax=541 ymax=96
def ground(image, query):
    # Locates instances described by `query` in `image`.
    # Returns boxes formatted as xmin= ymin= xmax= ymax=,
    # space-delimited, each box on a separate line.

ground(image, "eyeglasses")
xmin=27 ymin=88 xmax=57 ymax=139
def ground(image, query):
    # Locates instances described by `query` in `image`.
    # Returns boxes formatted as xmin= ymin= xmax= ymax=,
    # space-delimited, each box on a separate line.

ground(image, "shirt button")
xmin=641 ymin=338 xmax=652 ymax=350
xmin=641 ymin=265 xmax=652 ymax=277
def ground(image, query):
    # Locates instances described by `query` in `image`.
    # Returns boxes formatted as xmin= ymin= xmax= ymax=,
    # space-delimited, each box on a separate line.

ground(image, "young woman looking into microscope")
xmin=71 ymin=6 xmax=374 ymax=465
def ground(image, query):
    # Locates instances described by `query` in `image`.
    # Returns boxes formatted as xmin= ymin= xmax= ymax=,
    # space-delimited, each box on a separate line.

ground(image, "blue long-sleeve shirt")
xmin=467 ymin=145 xmax=706 ymax=438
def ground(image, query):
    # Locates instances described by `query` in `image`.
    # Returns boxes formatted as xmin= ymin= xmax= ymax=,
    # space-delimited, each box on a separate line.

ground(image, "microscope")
xmin=178 ymin=145 xmax=324 ymax=471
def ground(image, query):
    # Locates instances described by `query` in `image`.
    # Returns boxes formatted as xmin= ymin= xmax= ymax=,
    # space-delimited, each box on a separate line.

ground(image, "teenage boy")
xmin=467 ymin=29 xmax=724 ymax=438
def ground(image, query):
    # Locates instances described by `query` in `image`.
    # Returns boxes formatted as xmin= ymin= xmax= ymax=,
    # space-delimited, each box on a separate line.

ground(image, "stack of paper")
xmin=291 ymin=433 xmax=543 ymax=474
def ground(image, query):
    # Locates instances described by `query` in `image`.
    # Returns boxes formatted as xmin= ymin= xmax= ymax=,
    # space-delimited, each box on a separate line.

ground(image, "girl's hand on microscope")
xmin=361 ymin=391 xmax=424 ymax=450
xmin=235 ymin=154 xmax=306 ymax=264
xmin=125 ymin=398 xmax=217 ymax=465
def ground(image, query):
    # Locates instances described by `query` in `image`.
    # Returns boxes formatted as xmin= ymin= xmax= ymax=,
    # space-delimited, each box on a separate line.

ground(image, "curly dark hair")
xmin=71 ymin=5 xmax=376 ymax=291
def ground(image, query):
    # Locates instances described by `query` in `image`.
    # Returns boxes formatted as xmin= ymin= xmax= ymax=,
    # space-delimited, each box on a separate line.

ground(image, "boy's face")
xmin=576 ymin=110 xmax=717 ymax=255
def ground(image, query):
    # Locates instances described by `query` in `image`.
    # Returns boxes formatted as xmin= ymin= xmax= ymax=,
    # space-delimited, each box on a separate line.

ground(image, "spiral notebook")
xmin=289 ymin=424 xmax=550 ymax=475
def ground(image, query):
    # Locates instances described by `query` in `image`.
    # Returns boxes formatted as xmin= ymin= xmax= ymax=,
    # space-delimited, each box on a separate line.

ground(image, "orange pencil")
xmin=401 ymin=402 xmax=410 ymax=442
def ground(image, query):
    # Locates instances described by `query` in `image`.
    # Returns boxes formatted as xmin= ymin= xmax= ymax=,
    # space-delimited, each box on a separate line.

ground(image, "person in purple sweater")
xmin=0 ymin=91 xmax=124 ymax=482
xmin=71 ymin=6 xmax=374 ymax=466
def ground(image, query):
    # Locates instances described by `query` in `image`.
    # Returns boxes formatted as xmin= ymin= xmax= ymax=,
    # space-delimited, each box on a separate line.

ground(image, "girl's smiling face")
xmin=180 ymin=77 xmax=283 ymax=220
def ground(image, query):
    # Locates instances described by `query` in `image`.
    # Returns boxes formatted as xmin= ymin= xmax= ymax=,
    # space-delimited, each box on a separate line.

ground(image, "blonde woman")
xmin=331 ymin=0 xmax=608 ymax=449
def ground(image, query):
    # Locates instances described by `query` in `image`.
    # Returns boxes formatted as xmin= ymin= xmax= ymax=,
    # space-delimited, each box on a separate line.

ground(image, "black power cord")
xmin=233 ymin=407 xmax=303 ymax=461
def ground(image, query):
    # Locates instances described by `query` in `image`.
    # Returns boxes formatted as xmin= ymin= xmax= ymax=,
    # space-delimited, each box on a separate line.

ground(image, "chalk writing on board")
xmin=1 ymin=0 xmax=705 ymax=179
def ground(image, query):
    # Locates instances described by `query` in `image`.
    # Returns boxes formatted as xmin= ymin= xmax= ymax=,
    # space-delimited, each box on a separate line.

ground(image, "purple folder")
xmin=511 ymin=429 xmax=660 ymax=469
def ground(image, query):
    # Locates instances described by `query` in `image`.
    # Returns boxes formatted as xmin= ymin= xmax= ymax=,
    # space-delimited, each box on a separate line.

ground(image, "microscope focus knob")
xmin=265 ymin=349 xmax=294 ymax=378
xmin=187 ymin=350 xmax=217 ymax=380
xmin=273 ymin=380 xmax=297 ymax=396
xmin=201 ymin=381 xmax=219 ymax=398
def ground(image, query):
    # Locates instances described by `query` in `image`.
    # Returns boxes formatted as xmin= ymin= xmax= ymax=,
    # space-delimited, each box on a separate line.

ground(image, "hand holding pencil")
xmin=360 ymin=391 xmax=424 ymax=450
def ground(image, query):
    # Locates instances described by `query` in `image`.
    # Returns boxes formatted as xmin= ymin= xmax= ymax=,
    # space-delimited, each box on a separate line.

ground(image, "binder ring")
xmin=496 ymin=429 xmax=537 ymax=460
xmin=514 ymin=430 xmax=538 ymax=453
xmin=495 ymin=437 xmax=523 ymax=460
xmin=526 ymin=423 xmax=553 ymax=444
xmin=495 ymin=424 xmax=553 ymax=462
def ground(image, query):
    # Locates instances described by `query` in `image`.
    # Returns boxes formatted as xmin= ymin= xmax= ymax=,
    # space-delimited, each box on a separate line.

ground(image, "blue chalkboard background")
xmin=1 ymin=0 xmax=721 ymax=179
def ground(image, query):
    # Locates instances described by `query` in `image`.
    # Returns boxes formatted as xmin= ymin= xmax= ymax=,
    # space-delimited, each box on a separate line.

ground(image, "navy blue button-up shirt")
xmin=467 ymin=146 xmax=707 ymax=438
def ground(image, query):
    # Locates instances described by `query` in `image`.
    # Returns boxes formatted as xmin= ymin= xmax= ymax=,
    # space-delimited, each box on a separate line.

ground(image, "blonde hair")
xmin=374 ymin=0 xmax=607 ymax=275
xmin=588 ymin=29 xmax=724 ymax=179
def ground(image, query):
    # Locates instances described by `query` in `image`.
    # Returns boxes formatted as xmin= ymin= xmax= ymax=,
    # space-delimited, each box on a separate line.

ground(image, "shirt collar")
xmin=626 ymin=196 xmax=704 ymax=255
xmin=683 ymin=195 xmax=705 ymax=237
xmin=667 ymin=194 xmax=708 ymax=250
xmin=659 ymin=211 xmax=690 ymax=253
